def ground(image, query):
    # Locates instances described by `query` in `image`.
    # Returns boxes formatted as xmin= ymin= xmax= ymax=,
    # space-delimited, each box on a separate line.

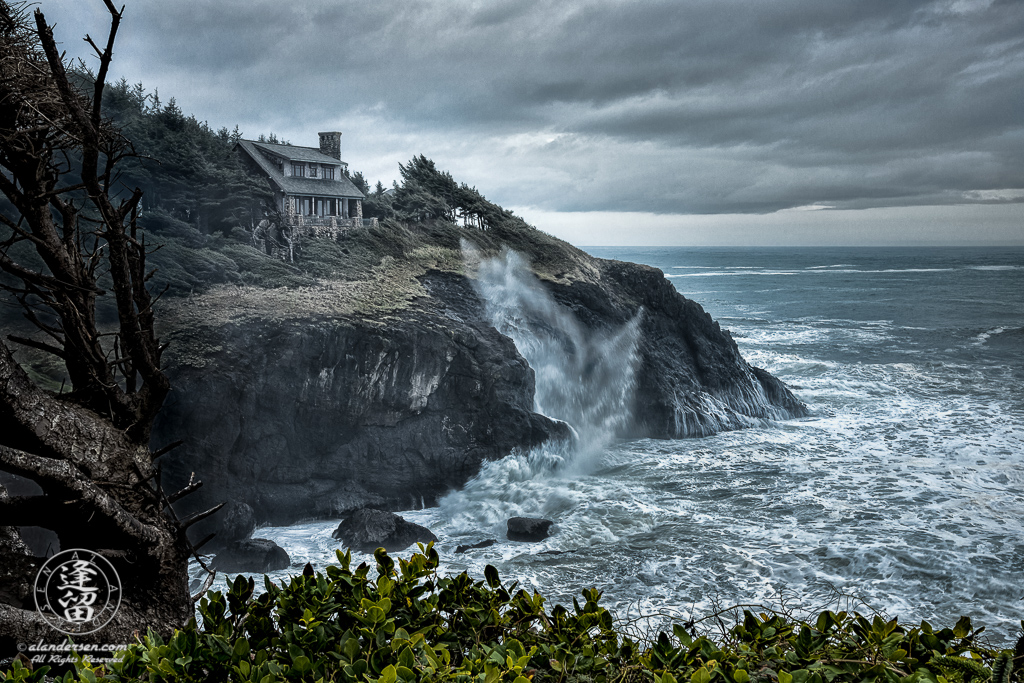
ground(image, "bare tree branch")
xmin=6 ymin=333 xmax=66 ymax=358
xmin=0 ymin=444 xmax=167 ymax=547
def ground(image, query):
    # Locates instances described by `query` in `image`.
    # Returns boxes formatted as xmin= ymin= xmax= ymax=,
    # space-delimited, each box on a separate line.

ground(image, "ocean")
xmin=200 ymin=246 xmax=1024 ymax=643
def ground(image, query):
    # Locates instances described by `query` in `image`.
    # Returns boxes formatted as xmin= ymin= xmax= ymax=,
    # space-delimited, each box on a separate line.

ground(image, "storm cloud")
xmin=47 ymin=0 xmax=1024 ymax=218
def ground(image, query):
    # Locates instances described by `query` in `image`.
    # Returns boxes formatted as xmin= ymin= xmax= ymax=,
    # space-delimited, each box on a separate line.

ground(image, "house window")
xmin=291 ymin=163 xmax=305 ymax=177
xmin=309 ymin=164 xmax=318 ymax=178
xmin=323 ymin=166 xmax=335 ymax=180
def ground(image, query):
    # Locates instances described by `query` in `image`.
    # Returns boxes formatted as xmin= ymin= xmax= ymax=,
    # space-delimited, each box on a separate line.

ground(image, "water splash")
xmin=465 ymin=242 xmax=642 ymax=468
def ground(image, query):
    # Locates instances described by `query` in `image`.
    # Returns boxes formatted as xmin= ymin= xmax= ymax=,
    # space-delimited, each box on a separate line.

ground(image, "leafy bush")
xmin=3 ymin=546 xmax=1020 ymax=683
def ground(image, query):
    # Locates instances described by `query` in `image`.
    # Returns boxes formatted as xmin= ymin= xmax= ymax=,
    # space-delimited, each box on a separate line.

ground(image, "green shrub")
xmin=2 ymin=546 xmax=1015 ymax=683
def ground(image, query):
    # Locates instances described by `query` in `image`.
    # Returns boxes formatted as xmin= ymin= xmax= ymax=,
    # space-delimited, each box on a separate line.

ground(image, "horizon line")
xmin=576 ymin=243 xmax=1024 ymax=248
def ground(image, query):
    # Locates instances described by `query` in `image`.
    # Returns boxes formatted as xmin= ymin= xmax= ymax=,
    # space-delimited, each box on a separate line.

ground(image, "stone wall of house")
xmin=251 ymin=213 xmax=379 ymax=262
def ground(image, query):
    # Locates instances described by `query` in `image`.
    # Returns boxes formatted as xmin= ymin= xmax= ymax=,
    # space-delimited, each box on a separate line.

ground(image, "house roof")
xmin=236 ymin=139 xmax=365 ymax=199
xmin=249 ymin=140 xmax=347 ymax=166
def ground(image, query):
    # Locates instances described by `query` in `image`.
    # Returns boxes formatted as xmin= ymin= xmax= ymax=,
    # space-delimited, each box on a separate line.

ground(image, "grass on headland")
xmin=149 ymin=216 xmax=599 ymax=352
xmin=4 ymin=546 xmax=1022 ymax=683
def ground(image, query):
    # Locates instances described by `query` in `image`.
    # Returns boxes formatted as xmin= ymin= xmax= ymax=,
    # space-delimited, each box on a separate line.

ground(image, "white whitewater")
xmin=428 ymin=244 xmax=643 ymax=536
xmin=466 ymin=242 xmax=642 ymax=465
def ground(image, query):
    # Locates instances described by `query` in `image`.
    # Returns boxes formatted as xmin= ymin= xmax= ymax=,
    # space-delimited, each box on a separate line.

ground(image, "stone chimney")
xmin=318 ymin=131 xmax=342 ymax=160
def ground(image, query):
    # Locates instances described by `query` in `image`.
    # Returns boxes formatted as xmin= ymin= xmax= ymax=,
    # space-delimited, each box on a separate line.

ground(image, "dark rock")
xmin=455 ymin=539 xmax=497 ymax=554
xmin=0 ymin=471 xmax=57 ymax=557
xmin=332 ymin=508 xmax=437 ymax=553
xmin=507 ymin=517 xmax=553 ymax=542
xmin=12 ymin=527 xmax=58 ymax=557
xmin=212 ymin=538 xmax=290 ymax=573
xmin=220 ymin=501 xmax=256 ymax=541
xmin=547 ymin=259 xmax=808 ymax=438
xmin=185 ymin=499 xmax=255 ymax=553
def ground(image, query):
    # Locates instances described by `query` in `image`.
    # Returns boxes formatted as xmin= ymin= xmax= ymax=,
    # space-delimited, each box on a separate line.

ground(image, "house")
xmin=235 ymin=132 xmax=376 ymax=236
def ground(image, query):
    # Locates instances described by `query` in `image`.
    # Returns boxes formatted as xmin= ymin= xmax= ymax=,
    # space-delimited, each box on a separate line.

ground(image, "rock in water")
xmin=185 ymin=499 xmax=256 ymax=553
xmin=158 ymin=298 xmax=569 ymax=532
xmin=219 ymin=501 xmax=256 ymax=542
xmin=333 ymin=508 xmax=437 ymax=552
xmin=212 ymin=538 xmax=290 ymax=573
xmin=455 ymin=539 xmax=497 ymax=553
xmin=507 ymin=517 xmax=553 ymax=542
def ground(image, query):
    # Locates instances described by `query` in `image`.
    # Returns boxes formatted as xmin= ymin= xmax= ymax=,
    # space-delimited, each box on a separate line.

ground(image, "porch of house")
xmin=287 ymin=195 xmax=361 ymax=219
xmin=281 ymin=194 xmax=378 ymax=235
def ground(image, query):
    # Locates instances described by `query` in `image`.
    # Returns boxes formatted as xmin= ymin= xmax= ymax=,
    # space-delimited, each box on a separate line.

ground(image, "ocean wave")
xmin=732 ymin=325 xmax=894 ymax=348
xmin=966 ymin=265 xmax=1022 ymax=271
xmin=718 ymin=316 xmax=771 ymax=323
xmin=805 ymin=268 xmax=956 ymax=274
xmin=972 ymin=325 xmax=1024 ymax=347
xmin=974 ymin=326 xmax=1007 ymax=345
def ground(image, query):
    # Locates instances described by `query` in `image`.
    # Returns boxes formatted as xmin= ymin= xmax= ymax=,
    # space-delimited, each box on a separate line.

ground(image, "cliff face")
xmin=154 ymin=224 xmax=806 ymax=536
xmin=551 ymin=258 xmax=807 ymax=438
xmin=156 ymin=274 xmax=565 ymax=529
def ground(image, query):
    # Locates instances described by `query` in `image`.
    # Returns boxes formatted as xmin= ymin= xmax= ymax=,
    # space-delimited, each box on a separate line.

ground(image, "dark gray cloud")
xmin=45 ymin=0 xmax=1024 ymax=216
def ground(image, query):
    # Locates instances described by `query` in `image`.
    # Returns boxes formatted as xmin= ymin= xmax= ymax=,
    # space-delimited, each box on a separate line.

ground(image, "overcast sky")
xmin=45 ymin=0 xmax=1024 ymax=246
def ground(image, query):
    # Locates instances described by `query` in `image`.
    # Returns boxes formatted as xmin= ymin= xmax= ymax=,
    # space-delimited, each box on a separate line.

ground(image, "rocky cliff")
xmin=156 ymin=275 xmax=566 ymax=532
xmin=154 ymin=220 xmax=806 ymax=540
xmin=552 ymin=257 xmax=806 ymax=437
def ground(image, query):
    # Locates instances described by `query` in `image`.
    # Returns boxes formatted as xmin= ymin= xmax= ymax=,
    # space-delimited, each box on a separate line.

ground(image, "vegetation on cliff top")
xmin=77 ymin=79 xmax=589 ymax=300
xmin=2 ymin=74 xmax=597 ymax=388
xmin=3 ymin=547 xmax=1022 ymax=683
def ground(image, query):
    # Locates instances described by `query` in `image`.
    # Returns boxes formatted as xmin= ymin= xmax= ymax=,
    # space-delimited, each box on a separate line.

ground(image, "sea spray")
xmin=429 ymin=244 xmax=645 ymax=536
xmin=465 ymin=242 xmax=643 ymax=466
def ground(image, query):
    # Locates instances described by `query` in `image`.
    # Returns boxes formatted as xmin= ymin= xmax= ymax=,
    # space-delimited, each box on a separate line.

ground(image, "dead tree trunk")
xmin=0 ymin=0 xmax=202 ymax=651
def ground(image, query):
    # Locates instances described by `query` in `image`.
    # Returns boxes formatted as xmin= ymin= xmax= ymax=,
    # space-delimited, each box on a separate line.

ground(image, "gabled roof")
xmin=248 ymin=140 xmax=347 ymax=166
xmin=236 ymin=139 xmax=365 ymax=199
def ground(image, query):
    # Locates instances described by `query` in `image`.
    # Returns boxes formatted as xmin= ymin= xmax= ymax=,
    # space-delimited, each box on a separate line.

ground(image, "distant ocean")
xmin=208 ymin=246 xmax=1024 ymax=643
